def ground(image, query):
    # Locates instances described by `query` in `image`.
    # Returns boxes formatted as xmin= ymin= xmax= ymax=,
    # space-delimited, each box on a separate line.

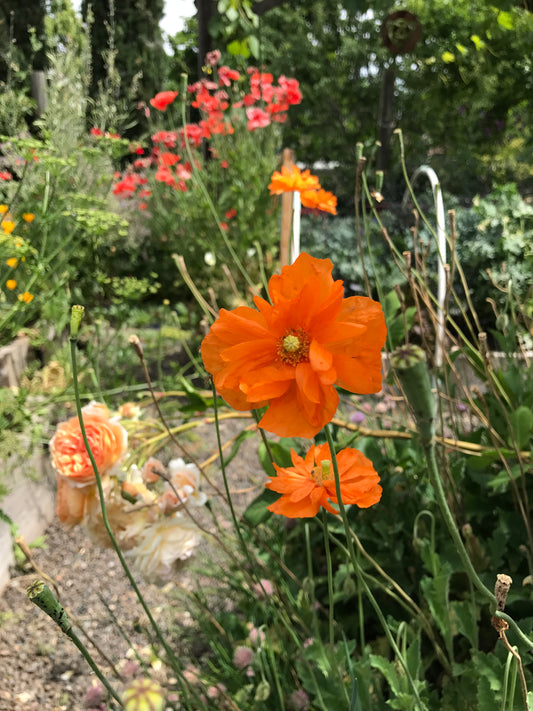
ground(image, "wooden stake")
xmin=279 ymin=148 xmax=294 ymax=269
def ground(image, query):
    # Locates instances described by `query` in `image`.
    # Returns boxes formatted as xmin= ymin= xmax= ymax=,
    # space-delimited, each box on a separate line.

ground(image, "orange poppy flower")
xmin=268 ymin=165 xmax=320 ymax=195
xmin=300 ymin=188 xmax=337 ymax=215
xmin=265 ymin=443 xmax=382 ymax=518
xmin=201 ymin=252 xmax=387 ymax=438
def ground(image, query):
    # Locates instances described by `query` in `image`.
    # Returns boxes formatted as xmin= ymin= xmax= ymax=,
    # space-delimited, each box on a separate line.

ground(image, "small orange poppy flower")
xmin=1 ymin=220 xmax=15 ymax=234
xmin=265 ymin=443 xmax=382 ymax=518
xmin=6 ymin=257 xmax=17 ymax=268
xmin=0 ymin=205 xmax=8 ymax=214
xmin=6 ymin=279 xmax=17 ymax=290
xmin=22 ymin=213 xmax=35 ymax=222
xmin=268 ymin=165 xmax=320 ymax=195
xmin=18 ymin=291 xmax=34 ymax=303
xmin=201 ymin=252 xmax=387 ymax=438
xmin=300 ymin=188 xmax=337 ymax=215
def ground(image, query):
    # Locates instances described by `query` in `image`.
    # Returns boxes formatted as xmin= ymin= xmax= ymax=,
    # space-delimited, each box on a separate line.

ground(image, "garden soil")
xmin=0 ymin=416 xmax=265 ymax=710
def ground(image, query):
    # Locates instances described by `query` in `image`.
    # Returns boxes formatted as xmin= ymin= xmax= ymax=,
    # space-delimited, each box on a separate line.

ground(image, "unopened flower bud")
xmin=122 ymin=678 xmax=165 ymax=711
xmin=70 ymin=305 xmax=84 ymax=339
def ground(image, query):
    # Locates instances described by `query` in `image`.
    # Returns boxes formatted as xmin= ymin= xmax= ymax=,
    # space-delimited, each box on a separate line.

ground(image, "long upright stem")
xmin=69 ymin=336 xmax=184 ymax=679
xmin=324 ymin=425 xmax=426 ymax=711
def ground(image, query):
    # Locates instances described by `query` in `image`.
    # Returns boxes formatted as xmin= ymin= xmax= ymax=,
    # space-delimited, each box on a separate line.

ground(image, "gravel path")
xmin=0 ymin=416 xmax=265 ymax=710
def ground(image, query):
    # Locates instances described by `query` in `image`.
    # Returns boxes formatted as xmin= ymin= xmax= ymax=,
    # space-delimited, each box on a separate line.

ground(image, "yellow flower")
xmin=6 ymin=279 xmax=17 ymax=290
xmin=2 ymin=220 xmax=15 ymax=234
xmin=6 ymin=258 xmax=18 ymax=268
xmin=18 ymin=291 xmax=34 ymax=303
xmin=0 ymin=205 xmax=8 ymax=214
xmin=22 ymin=213 xmax=35 ymax=223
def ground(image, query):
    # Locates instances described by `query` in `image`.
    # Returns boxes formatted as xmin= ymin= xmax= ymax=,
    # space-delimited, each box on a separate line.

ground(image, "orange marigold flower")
xmin=18 ymin=291 xmax=34 ymax=303
xmin=265 ymin=443 xmax=382 ymax=518
xmin=268 ymin=165 xmax=320 ymax=195
xmin=0 ymin=205 xmax=8 ymax=214
xmin=201 ymin=252 xmax=387 ymax=438
xmin=300 ymin=188 xmax=338 ymax=215
xmin=22 ymin=213 xmax=35 ymax=222
xmin=1 ymin=220 xmax=15 ymax=234
xmin=6 ymin=279 xmax=16 ymax=290
xmin=6 ymin=257 xmax=17 ymax=268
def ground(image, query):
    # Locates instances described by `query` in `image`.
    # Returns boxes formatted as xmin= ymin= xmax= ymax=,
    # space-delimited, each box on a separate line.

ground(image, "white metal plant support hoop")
xmin=290 ymin=191 xmax=302 ymax=265
xmin=402 ymin=165 xmax=447 ymax=368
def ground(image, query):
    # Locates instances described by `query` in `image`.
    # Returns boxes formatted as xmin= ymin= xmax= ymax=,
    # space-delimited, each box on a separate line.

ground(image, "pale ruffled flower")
xmin=127 ymin=515 xmax=202 ymax=583
xmin=158 ymin=458 xmax=207 ymax=513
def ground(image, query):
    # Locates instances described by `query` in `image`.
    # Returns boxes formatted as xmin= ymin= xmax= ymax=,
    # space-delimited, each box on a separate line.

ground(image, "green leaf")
xmin=242 ymin=488 xmax=278 ymax=526
xmin=258 ymin=439 xmax=295 ymax=476
xmin=509 ymin=405 xmax=533 ymax=449
xmin=496 ymin=11 xmax=514 ymax=30
xmin=450 ymin=600 xmax=478 ymax=648
xmin=470 ymin=34 xmax=486 ymax=50
xmin=227 ymin=39 xmax=250 ymax=58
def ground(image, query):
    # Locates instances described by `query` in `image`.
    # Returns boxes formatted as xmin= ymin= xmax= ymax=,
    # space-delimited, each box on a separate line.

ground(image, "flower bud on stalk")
xmin=390 ymin=344 xmax=435 ymax=445
xmin=27 ymin=580 xmax=72 ymax=634
xmin=70 ymin=304 xmax=84 ymax=339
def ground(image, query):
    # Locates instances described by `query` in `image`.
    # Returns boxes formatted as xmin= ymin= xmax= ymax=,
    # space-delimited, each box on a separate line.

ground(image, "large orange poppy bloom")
xmin=265 ymin=443 xmax=382 ymax=518
xmin=200 ymin=252 xmax=387 ymax=438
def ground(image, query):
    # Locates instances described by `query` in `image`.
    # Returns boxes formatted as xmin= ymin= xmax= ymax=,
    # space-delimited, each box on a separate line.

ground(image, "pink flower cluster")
xmin=111 ymin=54 xmax=301 ymax=208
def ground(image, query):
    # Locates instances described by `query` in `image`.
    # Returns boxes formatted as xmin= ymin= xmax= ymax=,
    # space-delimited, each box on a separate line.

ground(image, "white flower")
xmin=127 ymin=515 xmax=201 ymax=583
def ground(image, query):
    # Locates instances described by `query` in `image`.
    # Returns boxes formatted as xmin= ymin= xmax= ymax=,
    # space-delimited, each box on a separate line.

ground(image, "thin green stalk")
xmin=324 ymin=425 xmax=426 ymax=711
xmin=495 ymin=613 xmax=533 ymax=652
xmin=501 ymin=650 xmax=517 ymax=711
xmin=69 ymin=329 xmax=185 ymax=681
xmin=322 ymin=508 xmax=335 ymax=646
xmin=27 ymin=581 xmax=122 ymax=707
xmin=423 ymin=441 xmax=496 ymax=605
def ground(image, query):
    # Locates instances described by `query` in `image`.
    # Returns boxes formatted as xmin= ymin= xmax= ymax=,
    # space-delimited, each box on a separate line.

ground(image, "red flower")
xmin=159 ymin=152 xmax=181 ymax=166
xmin=90 ymin=127 xmax=103 ymax=137
xmin=149 ymin=90 xmax=179 ymax=111
xmin=151 ymin=130 xmax=177 ymax=148
xmin=0 ymin=171 xmax=13 ymax=180
xmin=225 ymin=208 xmax=237 ymax=219
xmin=201 ymin=253 xmax=387 ymax=438
xmin=218 ymin=65 xmax=240 ymax=87
xmin=246 ymin=107 xmax=271 ymax=131
xmin=265 ymin=443 xmax=382 ymax=518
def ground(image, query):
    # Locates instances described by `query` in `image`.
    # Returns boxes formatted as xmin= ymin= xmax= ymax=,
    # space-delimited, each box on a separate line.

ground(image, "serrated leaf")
xmin=450 ymin=600 xmax=478 ymax=648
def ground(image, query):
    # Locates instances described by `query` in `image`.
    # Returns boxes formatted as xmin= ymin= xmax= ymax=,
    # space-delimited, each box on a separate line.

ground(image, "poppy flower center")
xmin=311 ymin=459 xmax=332 ymax=485
xmin=277 ymin=328 xmax=310 ymax=366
